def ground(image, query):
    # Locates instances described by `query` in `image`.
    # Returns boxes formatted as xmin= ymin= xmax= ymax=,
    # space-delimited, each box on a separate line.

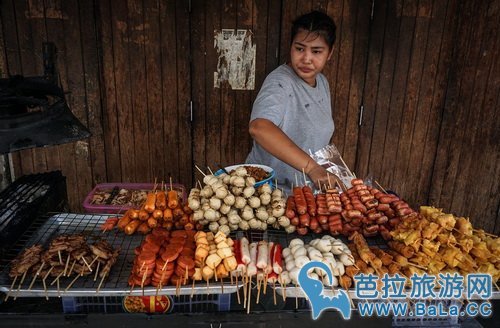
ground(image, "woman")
xmin=246 ymin=11 xmax=338 ymax=193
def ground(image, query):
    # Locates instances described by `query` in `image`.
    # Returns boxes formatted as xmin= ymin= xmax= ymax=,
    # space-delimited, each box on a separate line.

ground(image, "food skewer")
xmin=194 ymin=165 xmax=206 ymax=177
xmin=13 ymin=271 xmax=28 ymax=300
xmin=256 ymin=276 xmax=262 ymax=304
xmin=50 ymin=270 xmax=65 ymax=286
xmin=58 ymin=250 xmax=63 ymax=264
xmin=97 ymin=272 xmax=107 ymax=293
xmin=56 ymin=276 xmax=61 ymax=297
xmin=295 ymin=283 xmax=299 ymax=309
xmin=4 ymin=275 xmax=18 ymax=301
xmin=374 ymin=180 xmax=388 ymax=194
xmin=246 ymin=276 xmax=252 ymax=314
xmin=67 ymin=260 xmax=77 ymax=277
xmin=28 ymin=261 xmax=46 ymax=291
xmin=81 ymin=256 xmax=93 ymax=272
xmin=93 ymin=261 xmax=101 ymax=281
xmin=190 ymin=278 xmax=196 ymax=299
xmin=272 ymin=281 xmax=277 ymax=305
xmin=141 ymin=266 xmax=148 ymax=297
xmin=63 ymin=254 xmax=71 ymax=276
xmin=65 ymin=271 xmax=82 ymax=292
xmin=235 ymin=272 xmax=241 ymax=304
xmin=242 ymin=274 xmax=247 ymax=308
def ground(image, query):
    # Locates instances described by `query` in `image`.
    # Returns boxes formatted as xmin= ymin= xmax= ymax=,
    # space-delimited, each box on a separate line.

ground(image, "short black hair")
xmin=291 ymin=11 xmax=337 ymax=49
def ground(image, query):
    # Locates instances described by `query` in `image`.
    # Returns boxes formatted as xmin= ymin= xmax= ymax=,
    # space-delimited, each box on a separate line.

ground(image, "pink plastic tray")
xmin=83 ymin=183 xmax=186 ymax=214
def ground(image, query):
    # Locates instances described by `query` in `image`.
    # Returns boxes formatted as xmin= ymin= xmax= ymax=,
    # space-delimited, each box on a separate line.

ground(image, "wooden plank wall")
xmin=0 ymin=0 xmax=499 ymax=233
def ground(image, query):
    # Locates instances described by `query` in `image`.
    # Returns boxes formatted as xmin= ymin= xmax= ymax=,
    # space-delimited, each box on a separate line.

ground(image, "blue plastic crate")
xmin=62 ymin=293 xmax=231 ymax=314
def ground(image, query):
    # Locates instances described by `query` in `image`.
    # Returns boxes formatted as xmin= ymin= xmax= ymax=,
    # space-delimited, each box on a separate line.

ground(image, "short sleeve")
xmin=250 ymin=74 xmax=291 ymax=127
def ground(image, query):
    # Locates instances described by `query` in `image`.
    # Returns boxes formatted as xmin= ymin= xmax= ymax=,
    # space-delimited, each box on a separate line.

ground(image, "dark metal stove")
xmin=0 ymin=170 xmax=67 ymax=257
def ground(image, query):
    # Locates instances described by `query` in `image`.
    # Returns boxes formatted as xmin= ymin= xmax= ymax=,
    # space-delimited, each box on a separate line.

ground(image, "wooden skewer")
xmin=327 ymin=174 xmax=332 ymax=189
xmin=246 ymin=276 xmax=252 ymax=314
xmin=56 ymin=276 xmax=61 ymax=298
xmin=295 ymin=283 xmax=299 ymax=309
xmin=406 ymin=261 xmax=428 ymax=270
xmin=89 ymin=255 xmax=100 ymax=267
xmin=207 ymin=166 xmax=214 ymax=175
xmin=374 ymin=180 xmax=388 ymax=194
xmin=63 ymin=254 xmax=71 ymax=276
xmin=294 ymin=173 xmax=299 ymax=188
xmin=302 ymin=168 xmax=307 ymax=186
xmin=28 ymin=261 xmax=46 ymax=291
xmin=81 ymin=256 xmax=93 ymax=272
xmin=68 ymin=260 xmax=77 ymax=277
xmin=235 ymin=273 xmax=241 ymax=304
xmin=338 ymin=154 xmax=353 ymax=177
xmin=273 ymin=281 xmax=277 ymax=305
xmin=220 ymin=277 xmax=224 ymax=294
xmin=194 ymin=165 xmax=206 ymax=177
xmin=473 ymin=229 xmax=498 ymax=238
xmin=283 ymin=281 xmax=287 ymax=301
xmin=242 ymin=274 xmax=247 ymax=308
xmin=263 ymin=273 xmax=268 ymax=295
xmin=256 ymin=276 xmax=262 ymax=304
xmin=141 ymin=267 xmax=148 ymax=297
xmin=5 ymin=275 xmax=18 ymax=301
xmin=58 ymin=250 xmax=63 ymax=264
xmin=65 ymin=273 xmax=81 ymax=292
xmin=50 ymin=270 xmax=65 ymax=286
xmin=230 ymin=272 xmax=234 ymax=285
xmin=190 ymin=278 xmax=195 ymax=299
xmin=97 ymin=273 xmax=107 ymax=292
xmin=493 ymin=281 xmax=500 ymax=292
xmin=206 ymin=278 xmax=210 ymax=295
xmin=93 ymin=261 xmax=101 ymax=281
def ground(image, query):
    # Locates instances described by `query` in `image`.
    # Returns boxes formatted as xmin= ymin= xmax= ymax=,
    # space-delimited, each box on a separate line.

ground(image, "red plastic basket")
xmin=83 ymin=183 xmax=186 ymax=214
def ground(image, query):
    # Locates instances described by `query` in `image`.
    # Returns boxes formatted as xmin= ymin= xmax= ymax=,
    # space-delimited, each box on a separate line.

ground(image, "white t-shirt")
xmin=246 ymin=64 xmax=334 ymax=194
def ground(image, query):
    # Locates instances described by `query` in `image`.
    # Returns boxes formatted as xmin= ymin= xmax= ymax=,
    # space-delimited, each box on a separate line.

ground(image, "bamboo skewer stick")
xmin=81 ymin=256 xmax=93 ymax=272
xmin=190 ymin=279 xmax=195 ymax=299
xmin=207 ymin=166 xmax=214 ymax=175
xmin=50 ymin=270 xmax=65 ymax=286
xmin=338 ymin=154 xmax=353 ymax=177
xmin=194 ymin=165 xmax=206 ymax=177
xmin=302 ymin=168 xmax=307 ymax=186
xmin=256 ymin=276 xmax=262 ymax=304
xmin=68 ymin=260 xmax=77 ymax=277
xmin=206 ymin=278 xmax=210 ymax=295
xmin=246 ymin=276 xmax=252 ymax=314
xmin=295 ymin=283 xmax=299 ymax=309
xmin=65 ymin=273 xmax=81 ymax=292
xmin=63 ymin=254 xmax=71 ymax=277
xmin=56 ymin=276 xmax=61 ymax=297
xmin=374 ymin=180 xmax=388 ymax=194
xmin=263 ymin=273 xmax=268 ymax=294
xmin=42 ymin=267 xmax=54 ymax=300
xmin=273 ymin=281 xmax=277 ymax=305
xmin=58 ymin=250 xmax=63 ymax=264
xmin=16 ymin=270 xmax=29 ymax=296
xmin=242 ymin=274 xmax=247 ymax=308
xmin=220 ymin=277 xmax=224 ymax=294
xmin=28 ymin=261 xmax=46 ymax=291
xmin=97 ymin=273 xmax=107 ymax=293
xmin=235 ymin=273 xmax=241 ymax=304
xmin=5 ymin=275 xmax=18 ymax=301
xmin=93 ymin=261 xmax=101 ymax=281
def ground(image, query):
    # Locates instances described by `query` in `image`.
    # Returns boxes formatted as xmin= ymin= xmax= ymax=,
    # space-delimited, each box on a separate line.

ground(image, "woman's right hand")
xmin=306 ymin=162 xmax=342 ymax=190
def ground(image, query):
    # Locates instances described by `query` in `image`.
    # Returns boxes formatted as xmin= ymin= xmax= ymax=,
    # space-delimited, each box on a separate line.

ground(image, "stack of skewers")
xmin=6 ymin=234 xmax=119 ymax=300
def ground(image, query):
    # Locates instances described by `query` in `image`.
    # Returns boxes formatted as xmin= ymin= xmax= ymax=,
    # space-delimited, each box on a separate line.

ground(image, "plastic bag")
xmin=310 ymin=144 xmax=356 ymax=189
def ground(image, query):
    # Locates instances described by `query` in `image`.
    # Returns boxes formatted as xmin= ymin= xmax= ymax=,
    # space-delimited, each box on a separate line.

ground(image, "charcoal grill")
xmin=0 ymin=213 xmax=242 ymax=298
xmin=0 ymin=171 xmax=67 ymax=258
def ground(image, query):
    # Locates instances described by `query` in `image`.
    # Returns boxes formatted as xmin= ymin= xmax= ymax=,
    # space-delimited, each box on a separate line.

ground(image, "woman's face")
xmin=289 ymin=29 xmax=333 ymax=87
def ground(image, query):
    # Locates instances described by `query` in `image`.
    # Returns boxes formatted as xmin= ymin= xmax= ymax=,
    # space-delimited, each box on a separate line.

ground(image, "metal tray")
xmin=0 ymin=213 xmax=241 ymax=298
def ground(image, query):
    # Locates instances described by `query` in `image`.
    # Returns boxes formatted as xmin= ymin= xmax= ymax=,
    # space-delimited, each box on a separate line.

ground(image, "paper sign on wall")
xmin=214 ymin=29 xmax=256 ymax=90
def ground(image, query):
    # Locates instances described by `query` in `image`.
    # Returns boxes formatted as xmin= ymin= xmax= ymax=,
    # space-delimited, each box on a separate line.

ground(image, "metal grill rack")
xmin=0 ymin=213 xmax=241 ymax=298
